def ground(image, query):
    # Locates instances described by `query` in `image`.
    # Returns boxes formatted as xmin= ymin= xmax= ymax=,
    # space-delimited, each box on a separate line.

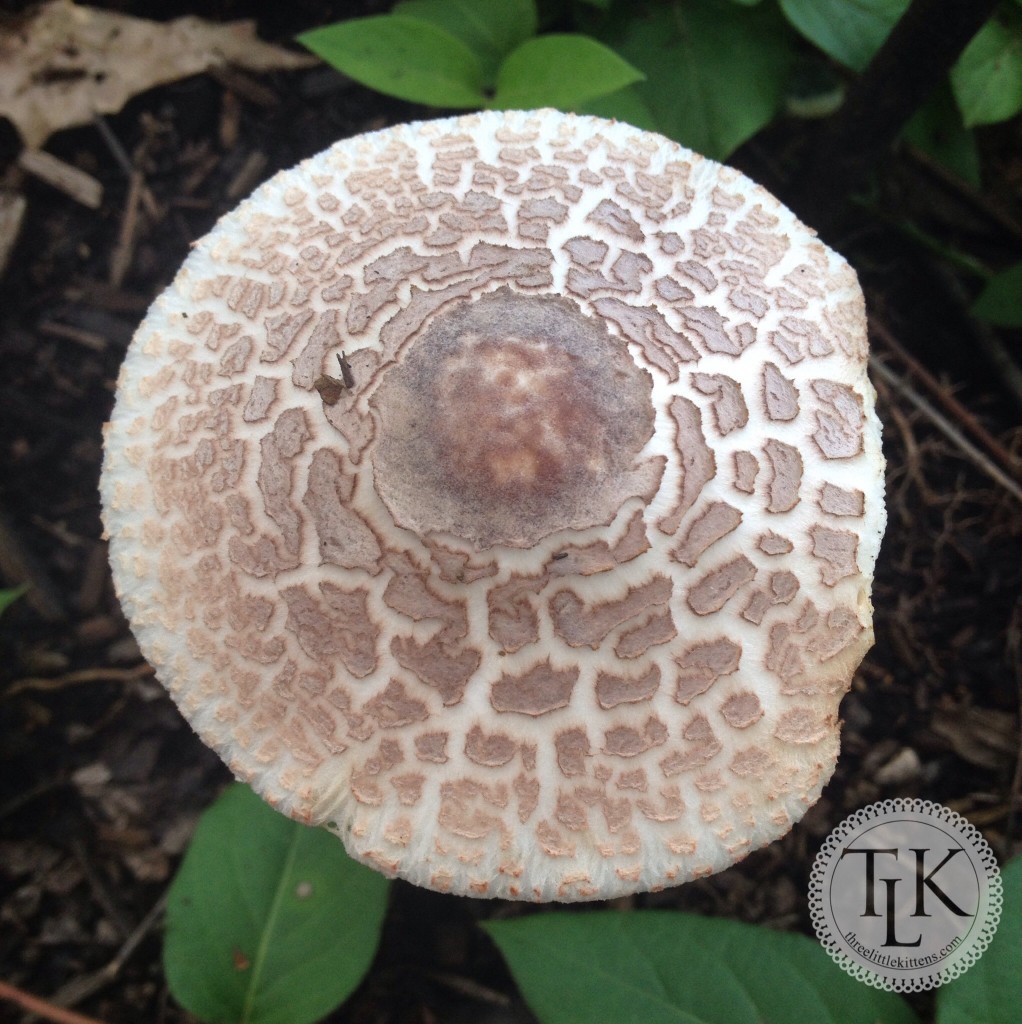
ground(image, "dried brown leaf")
xmin=0 ymin=0 xmax=316 ymax=148
xmin=932 ymin=703 xmax=1019 ymax=771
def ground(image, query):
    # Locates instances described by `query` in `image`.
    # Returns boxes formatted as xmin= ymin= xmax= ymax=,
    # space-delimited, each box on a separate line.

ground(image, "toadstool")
xmin=101 ymin=110 xmax=885 ymax=901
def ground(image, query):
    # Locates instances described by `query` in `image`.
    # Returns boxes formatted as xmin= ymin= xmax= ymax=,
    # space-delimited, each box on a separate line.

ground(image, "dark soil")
xmin=0 ymin=4 xmax=1020 ymax=1023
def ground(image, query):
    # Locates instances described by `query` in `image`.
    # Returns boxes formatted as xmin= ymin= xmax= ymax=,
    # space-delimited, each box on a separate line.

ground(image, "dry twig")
xmin=5 ymin=663 xmax=155 ymax=697
xmin=48 ymin=892 xmax=169 ymax=1013
xmin=0 ymin=980 xmax=107 ymax=1024
xmin=904 ymin=144 xmax=1022 ymax=244
xmin=869 ymin=356 xmax=1022 ymax=505
xmin=871 ymin=317 xmax=1022 ymax=480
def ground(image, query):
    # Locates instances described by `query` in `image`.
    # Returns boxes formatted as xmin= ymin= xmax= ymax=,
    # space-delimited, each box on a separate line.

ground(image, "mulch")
xmin=0 ymin=4 xmax=1020 ymax=1023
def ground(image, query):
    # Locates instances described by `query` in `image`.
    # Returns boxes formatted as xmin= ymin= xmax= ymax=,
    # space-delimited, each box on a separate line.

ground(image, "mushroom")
xmin=101 ymin=110 xmax=885 ymax=901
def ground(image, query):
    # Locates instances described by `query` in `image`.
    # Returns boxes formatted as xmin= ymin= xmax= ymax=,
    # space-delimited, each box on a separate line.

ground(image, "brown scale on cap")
xmin=101 ymin=110 xmax=885 ymax=902
xmin=370 ymin=289 xmax=661 ymax=549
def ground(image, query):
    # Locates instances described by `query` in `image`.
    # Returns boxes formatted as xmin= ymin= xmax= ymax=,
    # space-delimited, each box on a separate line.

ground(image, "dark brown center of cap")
xmin=369 ymin=289 xmax=662 ymax=549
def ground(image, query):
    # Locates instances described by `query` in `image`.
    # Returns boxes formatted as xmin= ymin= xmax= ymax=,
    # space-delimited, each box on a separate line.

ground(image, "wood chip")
xmin=109 ymin=169 xmax=143 ymax=287
xmin=225 ymin=149 xmax=267 ymax=199
xmin=208 ymin=64 xmax=280 ymax=108
xmin=874 ymin=747 xmax=923 ymax=786
xmin=38 ymin=320 xmax=108 ymax=352
xmin=0 ymin=508 xmax=67 ymax=622
xmin=0 ymin=189 xmax=27 ymax=277
xmin=932 ymin=704 xmax=1018 ymax=771
xmin=17 ymin=149 xmax=103 ymax=209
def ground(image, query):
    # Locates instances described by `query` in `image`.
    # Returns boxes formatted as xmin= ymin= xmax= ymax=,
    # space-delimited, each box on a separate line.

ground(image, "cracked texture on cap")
xmin=101 ymin=110 xmax=885 ymax=901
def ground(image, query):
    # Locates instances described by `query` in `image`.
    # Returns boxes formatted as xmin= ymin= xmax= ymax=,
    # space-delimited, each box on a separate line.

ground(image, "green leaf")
xmin=485 ymin=910 xmax=919 ymax=1024
xmin=583 ymin=83 xmax=662 ymax=134
xmin=596 ymin=0 xmax=795 ymax=160
xmin=971 ymin=264 xmax=1022 ymax=327
xmin=951 ymin=12 xmax=1022 ymax=127
xmin=490 ymin=34 xmax=644 ymax=111
xmin=297 ymin=15 xmax=486 ymax=108
xmin=936 ymin=856 xmax=1020 ymax=1024
xmin=778 ymin=0 xmax=909 ymax=72
xmin=903 ymin=84 xmax=981 ymax=188
xmin=394 ymin=0 xmax=537 ymax=85
xmin=164 ymin=784 xmax=389 ymax=1024
xmin=0 ymin=584 xmax=27 ymax=617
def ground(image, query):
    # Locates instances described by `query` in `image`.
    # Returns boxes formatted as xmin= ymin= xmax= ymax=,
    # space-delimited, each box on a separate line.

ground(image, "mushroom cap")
xmin=101 ymin=110 xmax=885 ymax=901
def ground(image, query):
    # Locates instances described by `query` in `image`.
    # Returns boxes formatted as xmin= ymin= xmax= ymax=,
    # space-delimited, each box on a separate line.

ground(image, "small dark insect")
xmin=337 ymin=351 xmax=355 ymax=389
xmin=313 ymin=374 xmax=345 ymax=406
xmin=313 ymin=351 xmax=356 ymax=406
xmin=552 ymin=551 xmax=568 ymax=560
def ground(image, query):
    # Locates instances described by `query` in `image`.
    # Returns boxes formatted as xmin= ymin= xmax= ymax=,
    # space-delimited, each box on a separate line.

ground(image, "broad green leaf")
xmin=297 ymin=16 xmax=486 ymax=108
xmin=951 ymin=12 xmax=1022 ymax=127
xmin=583 ymin=83 xmax=662 ymax=133
xmin=491 ymin=35 xmax=644 ymax=111
xmin=971 ymin=264 xmax=1022 ymax=327
xmin=485 ymin=910 xmax=919 ymax=1024
xmin=904 ymin=84 xmax=981 ymax=188
xmin=0 ymin=584 xmax=27 ymax=617
xmin=779 ymin=0 xmax=909 ymax=71
xmin=394 ymin=0 xmax=537 ymax=85
xmin=596 ymin=0 xmax=795 ymax=160
xmin=936 ymin=856 xmax=1019 ymax=1024
xmin=165 ymin=784 xmax=389 ymax=1024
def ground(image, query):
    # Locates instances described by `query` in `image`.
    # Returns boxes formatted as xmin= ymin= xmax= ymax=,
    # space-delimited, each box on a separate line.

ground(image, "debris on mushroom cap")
xmin=100 ymin=109 xmax=886 ymax=902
